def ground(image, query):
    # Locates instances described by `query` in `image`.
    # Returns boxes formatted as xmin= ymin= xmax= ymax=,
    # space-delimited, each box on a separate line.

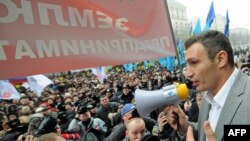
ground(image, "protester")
xmin=118 ymin=85 xmax=134 ymax=104
xmin=17 ymin=117 xmax=66 ymax=141
xmin=26 ymin=105 xmax=57 ymax=136
xmin=68 ymin=105 xmax=107 ymax=141
xmin=106 ymin=103 xmax=156 ymax=141
xmin=122 ymin=117 xmax=146 ymax=141
xmin=96 ymin=95 xmax=120 ymax=135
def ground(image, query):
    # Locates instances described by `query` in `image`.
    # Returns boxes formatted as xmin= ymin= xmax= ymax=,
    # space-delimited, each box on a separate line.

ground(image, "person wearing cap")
xmin=3 ymin=118 xmax=26 ymax=141
xmin=26 ymin=106 xmax=55 ymax=136
xmin=106 ymin=103 xmax=156 ymax=141
xmin=87 ymin=103 xmax=98 ymax=117
xmin=68 ymin=105 xmax=107 ymax=141
xmin=118 ymin=85 xmax=134 ymax=105
xmin=106 ymin=88 xmax=119 ymax=102
xmin=18 ymin=117 xmax=66 ymax=141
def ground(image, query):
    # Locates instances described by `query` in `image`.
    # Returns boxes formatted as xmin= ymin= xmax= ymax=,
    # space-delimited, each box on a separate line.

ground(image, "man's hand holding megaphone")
xmin=163 ymin=105 xmax=189 ymax=136
xmin=135 ymin=80 xmax=194 ymax=139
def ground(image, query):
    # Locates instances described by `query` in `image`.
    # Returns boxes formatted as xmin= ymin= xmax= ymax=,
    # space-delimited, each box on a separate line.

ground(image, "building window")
xmin=176 ymin=8 xmax=179 ymax=19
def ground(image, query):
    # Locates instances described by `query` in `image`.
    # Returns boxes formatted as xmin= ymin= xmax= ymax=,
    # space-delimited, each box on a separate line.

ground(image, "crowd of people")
xmin=0 ymin=30 xmax=250 ymax=141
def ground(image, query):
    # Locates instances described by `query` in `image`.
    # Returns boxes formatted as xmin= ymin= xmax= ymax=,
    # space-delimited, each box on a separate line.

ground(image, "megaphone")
xmin=135 ymin=83 xmax=189 ymax=117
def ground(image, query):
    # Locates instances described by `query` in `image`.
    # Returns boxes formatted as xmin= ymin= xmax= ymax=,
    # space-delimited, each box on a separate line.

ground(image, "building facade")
xmin=166 ymin=0 xmax=191 ymax=42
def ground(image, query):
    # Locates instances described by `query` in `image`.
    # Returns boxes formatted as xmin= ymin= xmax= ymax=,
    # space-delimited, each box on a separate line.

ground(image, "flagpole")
xmin=164 ymin=0 xmax=181 ymax=70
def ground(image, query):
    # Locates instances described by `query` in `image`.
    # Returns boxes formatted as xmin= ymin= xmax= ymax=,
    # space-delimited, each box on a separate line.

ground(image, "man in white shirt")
xmin=165 ymin=30 xmax=250 ymax=141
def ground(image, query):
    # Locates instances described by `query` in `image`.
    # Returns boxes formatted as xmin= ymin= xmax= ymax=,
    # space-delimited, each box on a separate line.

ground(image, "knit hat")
xmin=77 ymin=106 xmax=88 ymax=114
xmin=121 ymin=103 xmax=136 ymax=117
xmin=34 ymin=117 xmax=58 ymax=137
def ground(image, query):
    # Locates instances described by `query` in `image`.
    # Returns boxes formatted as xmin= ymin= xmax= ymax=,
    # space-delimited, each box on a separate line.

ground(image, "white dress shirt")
xmin=204 ymin=68 xmax=239 ymax=132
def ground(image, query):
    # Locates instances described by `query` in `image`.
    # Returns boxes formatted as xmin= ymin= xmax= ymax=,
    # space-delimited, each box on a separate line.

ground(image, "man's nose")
xmin=185 ymin=67 xmax=193 ymax=79
xmin=137 ymin=133 xmax=143 ymax=139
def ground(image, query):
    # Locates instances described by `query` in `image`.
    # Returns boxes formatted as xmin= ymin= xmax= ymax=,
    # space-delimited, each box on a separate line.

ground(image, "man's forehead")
xmin=185 ymin=43 xmax=207 ymax=59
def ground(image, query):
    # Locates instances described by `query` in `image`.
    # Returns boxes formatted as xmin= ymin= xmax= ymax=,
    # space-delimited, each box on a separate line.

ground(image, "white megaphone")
xmin=135 ymin=83 xmax=189 ymax=117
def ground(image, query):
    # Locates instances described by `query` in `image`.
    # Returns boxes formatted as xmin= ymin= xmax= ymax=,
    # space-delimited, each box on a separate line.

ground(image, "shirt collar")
xmin=204 ymin=68 xmax=240 ymax=108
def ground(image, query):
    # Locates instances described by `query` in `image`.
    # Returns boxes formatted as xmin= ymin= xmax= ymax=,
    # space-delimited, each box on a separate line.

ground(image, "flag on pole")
xmin=224 ymin=10 xmax=230 ymax=37
xmin=144 ymin=61 xmax=149 ymax=70
xmin=193 ymin=18 xmax=202 ymax=35
xmin=0 ymin=80 xmax=20 ymax=99
xmin=27 ymin=74 xmax=53 ymax=96
xmin=204 ymin=1 xmax=215 ymax=31
xmin=166 ymin=57 xmax=175 ymax=71
xmin=99 ymin=66 xmax=107 ymax=80
xmin=158 ymin=57 xmax=167 ymax=68
xmin=177 ymin=39 xmax=186 ymax=65
xmin=123 ymin=63 xmax=133 ymax=72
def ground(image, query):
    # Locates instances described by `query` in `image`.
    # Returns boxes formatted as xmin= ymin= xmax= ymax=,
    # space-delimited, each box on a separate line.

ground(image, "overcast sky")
xmin=175 ymin=0 xmax=250 ymax=28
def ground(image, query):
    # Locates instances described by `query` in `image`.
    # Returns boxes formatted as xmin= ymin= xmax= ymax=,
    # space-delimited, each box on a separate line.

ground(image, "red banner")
xmin=0 ymin=0 xmax=176 ymax=80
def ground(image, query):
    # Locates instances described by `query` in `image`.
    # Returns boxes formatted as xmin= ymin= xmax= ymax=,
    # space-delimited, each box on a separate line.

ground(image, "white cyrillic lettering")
xmin=115 ymin=18 xmax=129 ymax=31
xmin=38 ymin=3 xmax=68 ymax=26
xmin=0 ymin=0 xmax=34 ymax=24
xmin=0 ymin=40 xmax=8 ymax=60
xmin=151 ymin=38 xmax=161 ymax=49
xmin=96 ymin=40 xmax=110 ymax=53
xmin=36 ymin=40 xmax=60 ymax=58
xmin=15 ymin=40 xmax=36 ymax=59
xmin=79 ymin=40 xmax=96 ymax=54
xmin=135 ymin=41 xmax=145 ymax=53
xmin=160 ymin=36 xmax=170 ymax=48
xmin=68 ymin=8 xmax=95 ymax=28
xmin=110 ymin=40 xmax=122 ymax=52
xmin=121 ymin=39 xmax=134 ymax=52
xmin=96 ymin=11 xmax=112 ymax=29
xmin=61 ymin=40 xmax=79 ymax=56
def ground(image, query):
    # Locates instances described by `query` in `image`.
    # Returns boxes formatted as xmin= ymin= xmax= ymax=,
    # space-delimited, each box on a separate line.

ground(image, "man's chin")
xmin=195 ymin=86 xmax=203 ymax=92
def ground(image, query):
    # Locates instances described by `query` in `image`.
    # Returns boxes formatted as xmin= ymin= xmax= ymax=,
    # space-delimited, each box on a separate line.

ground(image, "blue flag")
xmin=177 ymin=39 xmax=186 ymax=65
xmin=158 ymin=57 xmax=166 ymax=68
xmin=193 ymin=18 xmax=201 ymax=35
xmin=166 ymin=57 xmax=175 ymax=71
xmin=204 ymin=1 xmax=215 ymax=31
xmin=224 ymin=10 xmax=230 ymax=37
xmin=149 ymin=60 xmax=155 ymax=67
xmin=144 ymin=61 xmax=148 ymax=70
xmin=123 ymin=63 xmax=133 ymax=72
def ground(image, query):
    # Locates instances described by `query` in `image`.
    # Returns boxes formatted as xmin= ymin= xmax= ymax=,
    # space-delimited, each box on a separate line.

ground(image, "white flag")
xmin=27 ymin=74 xmax=53 ymax=96
xmin=0 ymin=80 xmax=20 ymax=99
xmin=91 ymin=67 xmax=107 ymax=83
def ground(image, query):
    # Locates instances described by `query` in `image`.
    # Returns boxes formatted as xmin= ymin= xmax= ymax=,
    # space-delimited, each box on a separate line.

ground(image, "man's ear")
xmin=125 ymin=130 xmax=128 ymax=137
xmin=215 ymin=50 xmax=228 ymax=68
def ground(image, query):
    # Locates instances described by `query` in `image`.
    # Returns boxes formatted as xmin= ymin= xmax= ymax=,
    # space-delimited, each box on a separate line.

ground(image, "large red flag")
xmin=0 ymin=0 xmax=176 ymax=79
